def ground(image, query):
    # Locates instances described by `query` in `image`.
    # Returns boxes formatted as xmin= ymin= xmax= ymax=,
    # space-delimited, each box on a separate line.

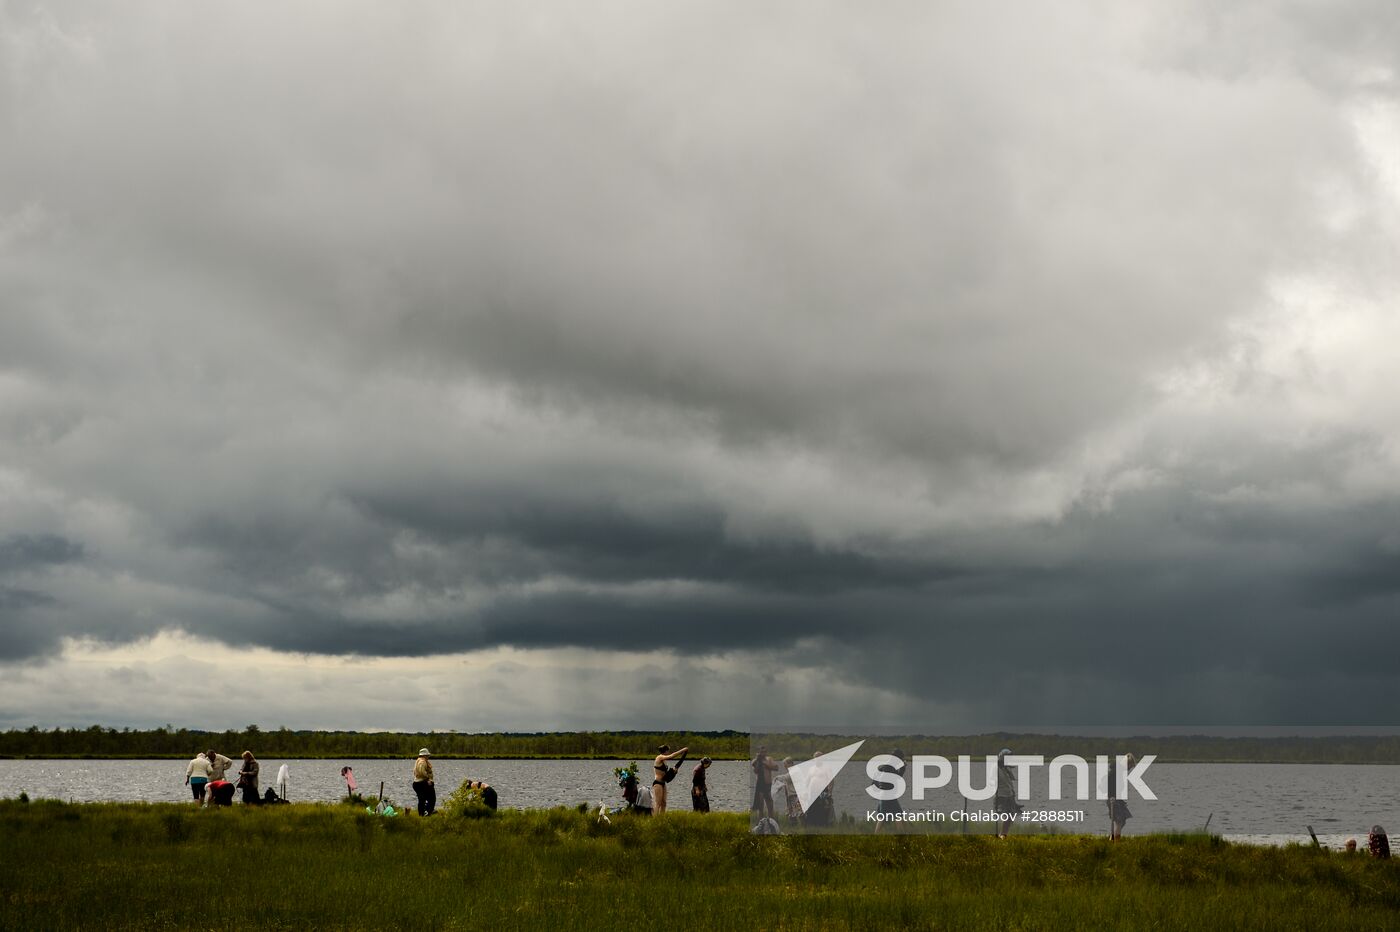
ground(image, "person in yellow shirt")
xmin=412 ymin=748 xmax=436 ymax=816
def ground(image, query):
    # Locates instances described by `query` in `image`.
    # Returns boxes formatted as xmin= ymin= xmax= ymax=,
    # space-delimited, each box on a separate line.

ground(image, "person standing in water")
xmin=412 ymin=748 xmax=436 ymax=816
xmin=751 ymin=747 xmax=777 ymax=820
xmin=185 ymin=752 xmax=212 ymax=805
xmin=993 ymin=748 xmax=1022 ymax=839
xmin=691 ymin=758 xmax=712 ymax=812
xmin=206 ymin=749 xmax=235 ymax=784
xmin=1107 ymin=753 xmax=1135 ymax=840
xmin=236 ymin=750 xmax=260 ymax=805
xmin=779 ymin=758 xmax=805 ymax=825
xmin=874 ymin=748 xmax=907 ymax=832
xmin=652 ymin=744 xmax=688 ymax=814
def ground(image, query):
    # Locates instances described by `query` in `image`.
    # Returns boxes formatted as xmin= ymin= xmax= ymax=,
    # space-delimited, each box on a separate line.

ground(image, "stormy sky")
xmin=2 ymin=1 xmax=1399 ymax=730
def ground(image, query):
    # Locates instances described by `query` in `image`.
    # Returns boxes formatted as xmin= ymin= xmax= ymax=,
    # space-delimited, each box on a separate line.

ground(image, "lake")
xmin=1 ymin=759 xmax=1395 ymax=847
xmin=0 ymin=758 xmax=751 ymax=812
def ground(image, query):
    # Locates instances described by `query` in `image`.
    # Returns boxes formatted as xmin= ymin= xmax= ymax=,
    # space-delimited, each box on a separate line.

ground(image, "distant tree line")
xmin=756 ymin=733 xmax=1400 ymax=764
xmin=4 ymin=727 xmax=1400 ymax=762
xmin=0 ymin=725 xmax=751 ymax=760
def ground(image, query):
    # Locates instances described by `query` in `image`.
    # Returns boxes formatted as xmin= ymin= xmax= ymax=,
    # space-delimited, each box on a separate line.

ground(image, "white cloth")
xmin=185 ymin=755 xmax=211 ymax=779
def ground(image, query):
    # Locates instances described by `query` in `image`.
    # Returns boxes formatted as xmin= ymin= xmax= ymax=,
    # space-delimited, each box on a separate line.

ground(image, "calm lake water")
xmin=0 ymin=758 xmax=752 ymax=812
xmin=1 ymin=759 xmax=1395 ymax=847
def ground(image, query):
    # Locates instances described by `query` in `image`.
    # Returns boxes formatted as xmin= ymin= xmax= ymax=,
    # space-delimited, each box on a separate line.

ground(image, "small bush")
xmin=17 ymin=792 xmax=28 ymax=804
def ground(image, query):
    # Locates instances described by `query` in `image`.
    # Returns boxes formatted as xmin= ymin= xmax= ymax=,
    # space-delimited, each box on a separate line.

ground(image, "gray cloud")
xmin=0 ymin=534 xmax=83 ymax=573
xmin=0 ymin=535 xmax=84 ymax=658
xmin=1 ymin=1 xmax=1398 ymax=725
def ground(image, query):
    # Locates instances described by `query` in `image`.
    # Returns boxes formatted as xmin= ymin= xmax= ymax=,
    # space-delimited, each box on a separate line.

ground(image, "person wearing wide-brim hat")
xmin=412 ymin=748 xmax=436 ymax=816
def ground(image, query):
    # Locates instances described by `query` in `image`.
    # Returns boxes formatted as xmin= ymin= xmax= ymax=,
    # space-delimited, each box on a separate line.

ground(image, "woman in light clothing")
xmin=184 ymin=752 xmax=212 ymax=804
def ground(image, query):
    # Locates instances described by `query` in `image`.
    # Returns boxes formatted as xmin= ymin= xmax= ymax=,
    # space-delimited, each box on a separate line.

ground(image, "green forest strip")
xmin=4 ymin=727 xmax=1400 ymax=762
xmin=2 ymin=801 xmax=1399 ymax=930
xmin=0 ymin=727 xmax=751 ymax=760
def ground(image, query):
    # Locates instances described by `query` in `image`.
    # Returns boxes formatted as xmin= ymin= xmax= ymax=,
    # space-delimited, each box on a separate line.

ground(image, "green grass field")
xmin=2 ymin=800 xmax=1398 ymax=930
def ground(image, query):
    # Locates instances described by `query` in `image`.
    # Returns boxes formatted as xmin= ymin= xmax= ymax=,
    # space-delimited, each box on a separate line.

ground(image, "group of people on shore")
xmin=183 ymin=750 xmax=261 ymax=806
xmin=749 ymin=746 xmax=1141 ymax=838
xmin=617 ymin=745 xmax=715 ymax=814
xmin=174 ymin=744 xmax=1397 ymax=852
xmin=750 ymin=747 xmax=820 ymax=828
xmin=182 ymin=747 xmax=497 ymax=815
xmin=409 ymin=748 xmax=496 ymax=817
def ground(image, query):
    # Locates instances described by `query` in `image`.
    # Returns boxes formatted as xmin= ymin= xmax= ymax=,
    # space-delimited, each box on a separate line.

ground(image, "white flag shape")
xmin=788 ymin=740 xmax=865 ymax=813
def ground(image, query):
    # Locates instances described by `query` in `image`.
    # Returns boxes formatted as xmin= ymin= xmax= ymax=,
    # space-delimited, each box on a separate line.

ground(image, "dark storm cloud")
xmin=0 ymin=534 xmax=84 ymax=573
xmin=343 ymin=488 xmax=968 ymax=593
xmin=0 ymin=588 xmax=61 ymax=660
xmin=1 ymin=1 xmax=1398 ymax=725
xmin=0 ymin=535 xmax=83 ymax=658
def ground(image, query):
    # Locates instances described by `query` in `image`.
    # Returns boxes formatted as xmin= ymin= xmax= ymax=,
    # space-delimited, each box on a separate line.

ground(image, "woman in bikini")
xmin=652 ymin=744 xmax=688 ymax=814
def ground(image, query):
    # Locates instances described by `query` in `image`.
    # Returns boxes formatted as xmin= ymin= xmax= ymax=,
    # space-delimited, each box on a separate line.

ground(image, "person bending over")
xmin=691 ymin=758 xmax=712 ymax=812
xmin=465 ymin=779 xmax=497 ymax=810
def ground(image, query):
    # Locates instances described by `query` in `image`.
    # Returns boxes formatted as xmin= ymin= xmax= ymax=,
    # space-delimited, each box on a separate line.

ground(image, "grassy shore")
xmin=2 ymin=800 xmax=1398 ymax=930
